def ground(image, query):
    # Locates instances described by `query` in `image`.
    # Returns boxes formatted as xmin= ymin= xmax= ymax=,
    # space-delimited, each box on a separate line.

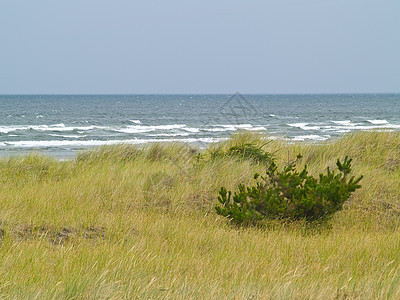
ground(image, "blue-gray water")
xmin=1 ymin=94 xmax=399 ymax=159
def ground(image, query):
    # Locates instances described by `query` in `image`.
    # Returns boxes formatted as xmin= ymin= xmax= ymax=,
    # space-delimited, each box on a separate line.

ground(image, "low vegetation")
xmin=216 ymin=155 xmax=363 ymax=225
xmin=0 ymin=131 xmax=399 ymax=299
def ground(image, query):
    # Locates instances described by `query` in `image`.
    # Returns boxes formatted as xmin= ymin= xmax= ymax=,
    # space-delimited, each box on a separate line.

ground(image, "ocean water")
xmin=0 ymin=94 xmax=399 ymax=159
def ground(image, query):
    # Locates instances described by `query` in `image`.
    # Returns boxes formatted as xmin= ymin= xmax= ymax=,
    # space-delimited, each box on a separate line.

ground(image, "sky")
xmin=0 ymin=0 xmax=399 ymax=94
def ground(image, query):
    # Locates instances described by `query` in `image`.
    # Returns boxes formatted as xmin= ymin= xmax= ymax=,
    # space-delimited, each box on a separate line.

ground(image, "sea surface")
xmin=0 ymin=94 xmax=399 ymax=159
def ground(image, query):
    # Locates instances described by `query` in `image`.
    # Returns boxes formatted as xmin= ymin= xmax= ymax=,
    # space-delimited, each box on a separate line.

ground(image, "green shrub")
xmin=215 ymin=155 xmax=363 ymax=226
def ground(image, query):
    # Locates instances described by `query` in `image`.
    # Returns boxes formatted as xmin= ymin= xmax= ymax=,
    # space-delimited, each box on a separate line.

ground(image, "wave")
xmin=214 ymin=124 xmax=253 ymax=128
xmin=181 ymin=127 xmax=201 ymax=133
xmin=2 ymin=137 xmax=228 ymax=148
xmin=206 ymin=124 xmax=267 ymax=132
xmin=0 ymin=124 xmax=105 ymax=133
xmin=49 ymin=134 xmax=86 ymax=139
xmin=148 ymin=133 xmax=190 ymax=137
xmin=115 ymin=124 xmax=187 ymax=134
xmin=331 ymin=120 xmax=353 ymax=126
xmin=324 ymin=124 xmax=400 ymax=131
xmin=367 ymin=119 xmax=389 ymax=125
xmin=112 ymin=124 xmax=267 ymax=134
xmin=291 ymin=135 xmax=330 ymax=141
xmin=1 ymin=121 xmax=399 ymax=150
xmin=289 ymin=121 xmax=400 ymax=133
xmin=287 ymin=123 xmax=320 ymax=130
xmin=0 ymin=123 xmax=270 ymax=136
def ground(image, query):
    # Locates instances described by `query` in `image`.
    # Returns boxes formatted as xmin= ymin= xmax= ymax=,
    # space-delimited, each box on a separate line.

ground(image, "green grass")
xmin=0 ymin=131 xmax=399 ymax=299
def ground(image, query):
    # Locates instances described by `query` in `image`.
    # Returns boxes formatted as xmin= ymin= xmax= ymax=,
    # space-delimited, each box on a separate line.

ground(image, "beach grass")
xmin=0 ymin=131 xmax=399 ymax=299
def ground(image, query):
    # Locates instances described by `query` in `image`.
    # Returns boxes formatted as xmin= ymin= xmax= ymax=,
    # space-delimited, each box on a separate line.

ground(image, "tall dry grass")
xmin=0 ymin=131 xmax=399 ymax=299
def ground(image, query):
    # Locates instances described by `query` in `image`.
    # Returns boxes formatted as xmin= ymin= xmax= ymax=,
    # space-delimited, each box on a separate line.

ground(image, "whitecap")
xmin=6 ymin=137 xmax=227 ymax=148
xmin=331 ymin=120 xmax=353 ymax=126
xmin=204 ymin=128 xmax=233 ymax=132
xmin=205 ymin=124 xmax=267 ymax=132
xmin=181 ymin=127 xmax=201 ymax=133
xmin=148 ymin=133 xmax=190 ymax=137
xmin=37 ymin=125 xmax=101 ymax=132
xmin=0 ymin=125 xmax=104 ymax=133
xmin=130 ymin=120 xmax=142 ymax=124
xmin=291 ymin=135 xmax=330 ymax=141
xmin=245 ymin=126 xmax=267 ymax=131
xmin=0 ymin=126 xmax=32 ymax=133
xmin=348 ymin=124 xmax=399 ymax=130
xmin=367 ymin=119 xmax=388 ymax=125
xmin=288 ymin=123 xmax=309 ymax=128
xmin=116 ymin=124 xmax=195 ymax=134
xmin=213 ymin=124 xmax=253 ymax=129
xmin=49 ymin=134 xmax=85 ymax=139
xmin=287 ymin=123 xmax=320 ymax=130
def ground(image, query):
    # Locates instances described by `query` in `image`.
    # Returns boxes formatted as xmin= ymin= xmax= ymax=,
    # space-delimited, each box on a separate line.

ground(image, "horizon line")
xmin=1 ymin=92 xmax=399 ymax=96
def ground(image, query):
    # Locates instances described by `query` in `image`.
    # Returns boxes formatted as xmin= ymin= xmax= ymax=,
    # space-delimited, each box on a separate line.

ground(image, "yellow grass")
xmin=0 ymin=131 xmax=399 ymax=299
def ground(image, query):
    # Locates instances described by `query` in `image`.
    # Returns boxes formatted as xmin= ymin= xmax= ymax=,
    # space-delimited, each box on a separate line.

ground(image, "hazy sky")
xmin=1 ymin=0 xmax=399 ymax=94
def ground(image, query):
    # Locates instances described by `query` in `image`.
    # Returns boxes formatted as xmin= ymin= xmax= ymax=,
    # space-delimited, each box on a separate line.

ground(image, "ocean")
xmin=0 ymin=94 xmax=399 ymax=159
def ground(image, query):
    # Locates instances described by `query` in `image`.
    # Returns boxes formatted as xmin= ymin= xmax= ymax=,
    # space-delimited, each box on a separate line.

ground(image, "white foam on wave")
xmin=117 ymin=124 xmax=268 ymax=134
xmin=204 ymin=127 xmax=232 ymax=132
xmin=211 ymin=124 xmax=253 ymax=128
xmin=207 ymin=124 xmax=267 ymax=132
xmin=4 ymin=137 xmax=228 ymax=148
xmin=247 ymin=126 xmax=268 ymax=131
xmin=4 ymin=140 xmax=127 ymax=147
xmin=148 ymin=133 xmax=190 ymax=137
xmin=287 ymin=123 xmax=320 ymax=130
xmin=331 ymin=120 xmax=353 ymax=126
xmin=367 ymin=119 xmax=389 ymax=125
xmin=44 ymin=125 xmax=104 ymax=132
xmin=324 ymin=124 xmax=400 ymax=132
xmin=181 ymin=127 xmax=200 ymax=133
xmin=0 ymin=126 xmax=28 ymax=133
xmin=288 ymin=123 xmax=308 ymax=128
xmin=291 ymin=135 xmax=330 ymax=141
xmin=0 ymin=124 xmax=105 ymax=133
xmin=0 ymin=123 xmax=271 ymax=137
xmin=130 ymin=120 xmax=142 ymax=124
xmin=49 ymin=134 xmax=86 ymax=139
xmin=116 ymin=124 xmax=187 ymax=134
xmin=289 ymin=120 xmax=400 ymax=134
